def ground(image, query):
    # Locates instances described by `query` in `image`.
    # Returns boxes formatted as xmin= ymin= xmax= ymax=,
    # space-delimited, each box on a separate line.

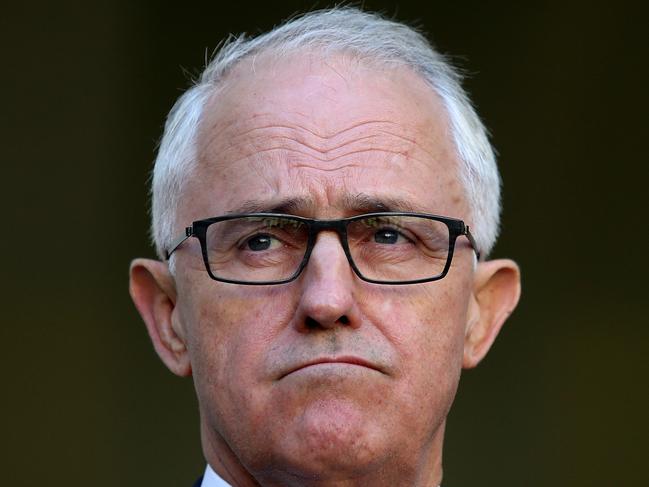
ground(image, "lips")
xmin=279 ymin=356 xmax=382 ymax=379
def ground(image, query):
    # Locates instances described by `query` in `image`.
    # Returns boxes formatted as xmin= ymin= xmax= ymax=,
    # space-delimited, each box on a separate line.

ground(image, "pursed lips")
xmin=278 ymin=356 xmax=384 ymax=380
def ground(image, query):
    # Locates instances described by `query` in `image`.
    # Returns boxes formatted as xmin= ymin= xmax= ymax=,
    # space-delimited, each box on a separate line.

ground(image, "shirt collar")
xmin=201 ymin=463 xmax=441 ymax=486
xmin=201 ymin=464 xmax=232 ymax=487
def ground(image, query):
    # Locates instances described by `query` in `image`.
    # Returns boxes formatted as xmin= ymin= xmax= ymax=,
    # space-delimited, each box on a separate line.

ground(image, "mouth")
xmin=279 ymin=356 xmax=383 ymax=379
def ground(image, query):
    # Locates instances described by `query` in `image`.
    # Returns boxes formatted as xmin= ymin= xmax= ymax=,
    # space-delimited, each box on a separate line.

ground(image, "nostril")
xmin=304 ymin=315 xmax=350 ymax=329
xmin=305 ymin=317 xmax=319 ymax=329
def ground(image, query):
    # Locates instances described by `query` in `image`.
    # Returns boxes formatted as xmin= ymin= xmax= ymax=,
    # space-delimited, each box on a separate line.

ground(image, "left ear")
xmin=463 ymin=259 xmax=521 ymax=369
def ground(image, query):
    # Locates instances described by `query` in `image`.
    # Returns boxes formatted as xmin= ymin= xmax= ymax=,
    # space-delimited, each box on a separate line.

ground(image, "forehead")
xmin=184 ymin=52 xmax=467 ymax=221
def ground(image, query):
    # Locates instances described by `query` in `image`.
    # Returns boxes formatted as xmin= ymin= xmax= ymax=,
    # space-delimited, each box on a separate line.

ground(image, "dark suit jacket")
xmin=192 ymin=475 xmax=203 ymax=487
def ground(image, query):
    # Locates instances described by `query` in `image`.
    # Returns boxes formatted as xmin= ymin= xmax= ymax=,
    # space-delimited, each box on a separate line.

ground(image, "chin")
xmin=269 ymin=397 xmax=394 ymax=479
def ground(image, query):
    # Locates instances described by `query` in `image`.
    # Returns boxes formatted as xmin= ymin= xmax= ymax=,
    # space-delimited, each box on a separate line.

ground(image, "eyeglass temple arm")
xmin=464 ymin=225 xmax=481 ymax=261
xmin=164 ymin=226 xmax=194 ymax=260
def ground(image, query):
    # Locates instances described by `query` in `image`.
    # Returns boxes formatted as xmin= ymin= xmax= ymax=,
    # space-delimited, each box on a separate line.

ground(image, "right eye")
xmin=244 ymin=234 xmax=280 ymax=251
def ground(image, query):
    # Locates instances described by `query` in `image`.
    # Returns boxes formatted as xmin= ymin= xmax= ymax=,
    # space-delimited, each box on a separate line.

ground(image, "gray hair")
xmin=151 ymin=7 xmax=501 ymax=261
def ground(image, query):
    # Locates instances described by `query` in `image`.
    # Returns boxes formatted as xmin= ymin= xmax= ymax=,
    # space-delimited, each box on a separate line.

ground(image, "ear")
xmin=463 ymin=259 xmax=521 ymax=369
xmin=129 ymin=258 xmax=192 ymax=377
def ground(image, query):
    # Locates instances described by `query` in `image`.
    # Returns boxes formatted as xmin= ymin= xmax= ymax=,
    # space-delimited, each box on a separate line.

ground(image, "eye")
xmin=245 ymin=234 xmax=279 ymax=251
xmin=374 ymin=228 xmax=405 ymax=244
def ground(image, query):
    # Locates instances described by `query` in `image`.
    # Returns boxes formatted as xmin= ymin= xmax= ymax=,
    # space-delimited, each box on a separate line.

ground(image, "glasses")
xmin=166 ymin=212 xmax=480 ymax=285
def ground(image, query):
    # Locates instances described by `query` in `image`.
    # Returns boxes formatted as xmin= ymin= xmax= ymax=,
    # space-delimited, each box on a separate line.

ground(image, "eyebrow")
xmin=341 ymin=194 xmax=427 ymax=214
xmin=226 ymin=197 xmax=315 ymax=215
xmin=226 ymin=193 xmax=429 ymax=216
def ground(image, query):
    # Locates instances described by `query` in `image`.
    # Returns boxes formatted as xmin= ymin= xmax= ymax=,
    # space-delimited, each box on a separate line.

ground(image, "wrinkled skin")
xmin=130 ymin=52 xmax=521 ymax=487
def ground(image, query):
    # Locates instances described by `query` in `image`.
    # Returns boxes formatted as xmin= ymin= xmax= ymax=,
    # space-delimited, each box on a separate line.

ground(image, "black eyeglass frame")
xmin=165 ymin=212 xmax=480 ymax=285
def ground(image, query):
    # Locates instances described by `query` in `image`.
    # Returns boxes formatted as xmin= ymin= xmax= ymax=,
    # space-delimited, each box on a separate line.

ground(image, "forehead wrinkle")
xmin=212 ymin=147 xmax=432 ymax=175
xmin=202 ymin=125 xmax=437 ymax=171
xmin=199 ymin=107 xmax=433 ymax=158
xmin=198 ymin=112 xmax=371 ymax=161
xmin=374 ymin=129 xmax=438 ymax=162
xmin=195 ymin=113 xmax=460 ymax=203
xmin=229 ymin=118 xmax=421 ymax=147
xmin=226 ymin=117 xmax=322 ymax=139
xmin=290 ymin=162 xmax=363 ymax=172
xmin=287 ymin=147 xmax=418 ymax=167
xmin=228 ymin=116 xmax=404 ymax=140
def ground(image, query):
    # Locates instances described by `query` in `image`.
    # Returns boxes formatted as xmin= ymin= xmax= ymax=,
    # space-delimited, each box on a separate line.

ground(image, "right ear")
xmin=129 ymin=258 xmax=192 ymax=377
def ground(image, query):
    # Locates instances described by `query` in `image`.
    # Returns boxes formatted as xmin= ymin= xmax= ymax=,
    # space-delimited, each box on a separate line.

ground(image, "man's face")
xmin=173 ymin=53 xmax=477 ymax=481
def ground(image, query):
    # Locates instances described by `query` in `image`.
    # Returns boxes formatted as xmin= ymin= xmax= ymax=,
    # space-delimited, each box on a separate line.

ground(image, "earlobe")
xmin=129 ymin=258 xmax=192 ymax=377
xmin=463 ymin=259 xmax=521 ymax=369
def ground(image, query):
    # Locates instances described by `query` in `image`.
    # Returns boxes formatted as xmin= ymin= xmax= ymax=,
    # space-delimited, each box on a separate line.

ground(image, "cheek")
xmin=363 ymin=286 xmax=468 ymax=400
xmin=179 ymin=283 xmax=297 ymax=417
xmin=369 ymin=288 xmax=467 ymax=354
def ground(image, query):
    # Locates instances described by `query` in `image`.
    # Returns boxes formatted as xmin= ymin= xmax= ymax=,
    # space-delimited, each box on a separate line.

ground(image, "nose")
xmin=294 ymin=232 xmax=360 ymax=331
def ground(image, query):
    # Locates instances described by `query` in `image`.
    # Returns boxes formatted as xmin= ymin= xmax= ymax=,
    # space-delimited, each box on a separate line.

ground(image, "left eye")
xmin=245 ymin=234 xmax=280 ymax=251
xmin=373 ymin=228 xmax=406 ymax=244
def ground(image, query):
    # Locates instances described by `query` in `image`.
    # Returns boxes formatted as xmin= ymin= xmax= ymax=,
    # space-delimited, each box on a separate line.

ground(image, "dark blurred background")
xmin=3 ymin=1 xmax=647 ymax=485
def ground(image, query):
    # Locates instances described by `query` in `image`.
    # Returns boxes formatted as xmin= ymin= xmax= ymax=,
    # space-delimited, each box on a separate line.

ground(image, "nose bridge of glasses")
xmin=307 ymin=219 xmax=351 ymax=254
xmin=310 ymin=219 xmax=347 ymax=239
xmin=304 ymin=219 xmax=351 ymax=267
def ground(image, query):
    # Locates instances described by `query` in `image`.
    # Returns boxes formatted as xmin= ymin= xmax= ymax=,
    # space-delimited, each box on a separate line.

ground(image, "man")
xmin=129 ymin=7 xmax=521 ymax=486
